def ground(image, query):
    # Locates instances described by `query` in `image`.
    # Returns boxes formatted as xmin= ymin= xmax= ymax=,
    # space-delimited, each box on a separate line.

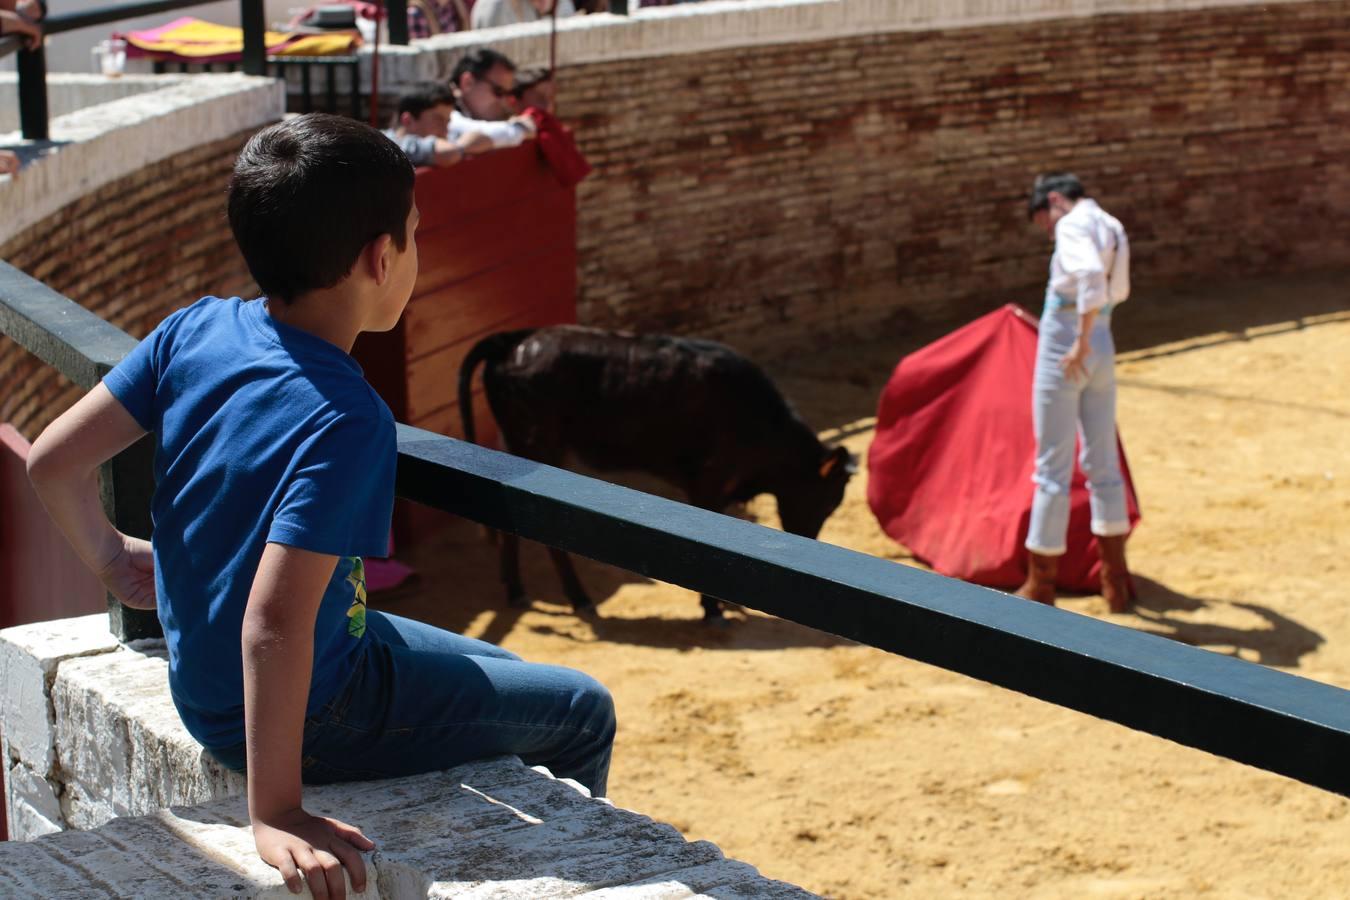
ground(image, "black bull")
xmin=458 ymin=326 xmax=855 ymax=622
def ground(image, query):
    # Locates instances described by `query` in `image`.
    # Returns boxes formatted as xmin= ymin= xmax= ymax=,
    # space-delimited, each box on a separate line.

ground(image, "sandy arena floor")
xmin=379 ymin=271 xmax=1350 ymax=899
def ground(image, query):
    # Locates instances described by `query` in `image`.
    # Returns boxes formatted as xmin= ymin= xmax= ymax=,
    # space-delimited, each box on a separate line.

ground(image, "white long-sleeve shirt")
xmin=1049 ymin=198 xmax=1131 ymax=314
xmin=470 ymin=0 xmax=575 ymax=29
xmin=449 ymin=110 xmax=533 ymax=149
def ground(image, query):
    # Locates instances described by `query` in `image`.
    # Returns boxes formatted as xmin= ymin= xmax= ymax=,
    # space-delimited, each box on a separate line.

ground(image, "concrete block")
xmin=0 ymin=614 xmax=119 ymax=774
xmin=4 ymin=758 xmax=64 ymax=841
xmin=0 ymin=757 xmax=813 ymax=897
xmin=4 ymin=755 xmax=62 ymax=841
xmin=52 ymin=646 xmax=244 ymax=824
xmin=58 ymin=773 xmax=122 ymax=833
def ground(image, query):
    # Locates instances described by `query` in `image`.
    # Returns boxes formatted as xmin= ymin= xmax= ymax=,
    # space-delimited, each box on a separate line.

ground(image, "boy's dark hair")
xmin=450 ymin=47 xmax=516 ymax=87
xmin=396 ymin=82 xmax=457 ymax=122
xmin=511 ymin=67 xmax=552 ymax=99
xmin=1027 ymin=172 xmax=1085 ymax=220
xmin=228 ymin=113 xmax=415 ymax=304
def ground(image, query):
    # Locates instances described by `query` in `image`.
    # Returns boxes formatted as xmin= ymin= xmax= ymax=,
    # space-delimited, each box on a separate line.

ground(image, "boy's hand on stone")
xmin=98 ymin=534 xmax=156 ymax=609
xmin=254 ymin=808 xmax=375 ymax=899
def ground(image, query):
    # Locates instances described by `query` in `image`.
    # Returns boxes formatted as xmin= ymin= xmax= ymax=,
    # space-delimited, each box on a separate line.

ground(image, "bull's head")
xmin=777 ymin=444 xmax=856 ymax=539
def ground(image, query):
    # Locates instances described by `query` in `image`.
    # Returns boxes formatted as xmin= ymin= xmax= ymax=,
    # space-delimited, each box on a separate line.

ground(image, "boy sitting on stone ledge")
xmin=26 ymin=113 xmax=615 ymax=900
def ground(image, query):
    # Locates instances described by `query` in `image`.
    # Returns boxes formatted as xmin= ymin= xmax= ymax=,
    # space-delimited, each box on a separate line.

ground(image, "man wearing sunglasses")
xmin=447 ymin=47 xmax=538 ymax=150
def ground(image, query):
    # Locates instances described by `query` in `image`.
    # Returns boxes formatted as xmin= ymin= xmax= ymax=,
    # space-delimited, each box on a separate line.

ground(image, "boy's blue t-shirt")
xmin=103 ymin=296 xmax=396 ymax=750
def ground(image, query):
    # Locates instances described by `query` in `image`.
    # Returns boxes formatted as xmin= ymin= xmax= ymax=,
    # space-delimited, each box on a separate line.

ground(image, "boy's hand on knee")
xmin=97 ymin=535 xmax=157 ymax=609
xmin=254 ymin=807 xmax=376 ymax=899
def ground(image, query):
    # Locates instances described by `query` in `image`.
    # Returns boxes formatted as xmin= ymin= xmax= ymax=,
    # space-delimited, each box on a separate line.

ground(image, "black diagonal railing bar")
xmin=0 ymin=262 xmax=159 ymax=639
xmin=44 ymin=0 xmax=235 ymax=33
xmin=0 ymin=262 xmax=139 ymax=388
xmin=396 ymin=425 xmax=1350 ymax=798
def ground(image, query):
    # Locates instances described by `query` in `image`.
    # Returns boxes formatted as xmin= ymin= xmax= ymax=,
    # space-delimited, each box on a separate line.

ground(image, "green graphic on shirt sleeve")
xmin=345 ymin=556 xmax=368 ymax=639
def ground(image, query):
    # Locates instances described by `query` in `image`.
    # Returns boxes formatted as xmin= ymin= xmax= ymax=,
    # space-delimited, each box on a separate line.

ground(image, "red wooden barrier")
xmin=0 ymin=424 xmax=106 ymax=841
xmin=352 ymin=144 xmax=579 ymax=544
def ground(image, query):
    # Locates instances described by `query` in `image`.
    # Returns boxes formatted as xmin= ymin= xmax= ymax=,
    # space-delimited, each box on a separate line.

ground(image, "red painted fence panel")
xmin=351 ymin=143 xmax=579 ymax=545
xmin=0 ymin=424 xmax=106 ymax=840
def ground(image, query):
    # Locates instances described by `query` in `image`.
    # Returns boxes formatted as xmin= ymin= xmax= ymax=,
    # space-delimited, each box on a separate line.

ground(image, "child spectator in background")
xmin=384 ymin=82 xmax=492 ymax=166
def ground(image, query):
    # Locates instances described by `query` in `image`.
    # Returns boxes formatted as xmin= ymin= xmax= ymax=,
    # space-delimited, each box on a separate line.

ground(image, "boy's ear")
xmin=366 ymin=233 xmax=395 ymax=286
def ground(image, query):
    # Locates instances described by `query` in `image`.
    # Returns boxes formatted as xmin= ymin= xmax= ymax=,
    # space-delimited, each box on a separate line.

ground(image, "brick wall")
xmin=562 ymin=1 xmax=1350 ymax=353
xmin=4 ymin=3 xmax=1347 ymax=437
xmin=0 ymin=131 xmax=258 ymax=441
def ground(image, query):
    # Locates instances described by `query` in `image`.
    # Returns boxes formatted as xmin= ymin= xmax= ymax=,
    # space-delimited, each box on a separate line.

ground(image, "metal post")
xmin=240 ymin=0 xmax=265 ymax=76
xmin=99 ymin=435 xmax=161 ymax=641
xmin=386 ymin=0 xmax=408 ymax=45
xmin=17 ymin=44 xmax=49 ymax=142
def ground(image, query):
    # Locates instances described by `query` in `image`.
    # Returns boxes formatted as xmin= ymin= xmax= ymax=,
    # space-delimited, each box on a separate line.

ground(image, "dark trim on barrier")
xmin=393 ymin=425 xmax=1350 ymax=797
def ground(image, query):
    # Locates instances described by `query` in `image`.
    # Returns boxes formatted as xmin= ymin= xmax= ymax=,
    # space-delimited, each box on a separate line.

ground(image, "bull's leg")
xmin=500 ymin=531 xmax=528 ymax=608
xmin=687 ymin=486 xmax=733 ymax=625
xmin=699 ymin=594 xmax=728 ymax=624
xmin=546 ymin=547 xmax=597 ymax=618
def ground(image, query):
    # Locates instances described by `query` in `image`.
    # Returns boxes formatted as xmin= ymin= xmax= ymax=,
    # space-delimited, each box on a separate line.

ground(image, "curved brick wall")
xmin=0 ymin=132 xmax=260 ymax=440
xmin=562 ymin=1 xmax=1350 ymax=351
xmin=3 ymin=1 xmax=1347 ymax=441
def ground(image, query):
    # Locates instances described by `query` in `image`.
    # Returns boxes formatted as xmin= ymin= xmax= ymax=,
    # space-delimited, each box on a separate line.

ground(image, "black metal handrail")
xmin=10 ymin=0 xmax=412 ymax=142
xmin=4 ymin=259 xmax=1350 ymax=799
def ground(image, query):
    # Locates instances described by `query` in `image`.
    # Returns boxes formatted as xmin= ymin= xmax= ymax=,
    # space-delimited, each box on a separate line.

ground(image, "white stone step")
xmin=0 ymin=756 xmax=817 ymax=898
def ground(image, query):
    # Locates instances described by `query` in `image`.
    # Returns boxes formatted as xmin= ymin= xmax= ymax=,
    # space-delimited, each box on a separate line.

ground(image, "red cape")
xmin=866 ymin=304 xmax=1141 ymax=591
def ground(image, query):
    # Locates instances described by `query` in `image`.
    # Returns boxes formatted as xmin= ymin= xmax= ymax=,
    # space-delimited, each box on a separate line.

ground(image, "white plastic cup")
xmin=95 ymin=38 xmax=126 ymax=77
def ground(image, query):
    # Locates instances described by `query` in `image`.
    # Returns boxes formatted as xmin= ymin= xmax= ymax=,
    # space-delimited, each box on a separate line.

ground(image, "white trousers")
xmin=1026 ymin=300 xmax=1130 ymax=555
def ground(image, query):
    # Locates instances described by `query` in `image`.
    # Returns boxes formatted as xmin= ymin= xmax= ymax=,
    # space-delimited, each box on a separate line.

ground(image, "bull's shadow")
xmin=1121 ymin=574 xmax=1325 ymax=668
xmin=373 ymin=516 xmax=845 ymax=651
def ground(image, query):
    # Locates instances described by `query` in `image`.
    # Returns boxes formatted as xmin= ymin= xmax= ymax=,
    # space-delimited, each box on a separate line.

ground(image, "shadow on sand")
xmin=373 ymin=523 xmax=846 ymax=652
xmin=1125 ymin=574 xmax=1325 ymax=668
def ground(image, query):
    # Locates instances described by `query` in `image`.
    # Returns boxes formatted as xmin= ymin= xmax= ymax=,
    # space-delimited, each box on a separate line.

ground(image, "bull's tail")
xmin=458 ymin=329 xmax=536 ymax=445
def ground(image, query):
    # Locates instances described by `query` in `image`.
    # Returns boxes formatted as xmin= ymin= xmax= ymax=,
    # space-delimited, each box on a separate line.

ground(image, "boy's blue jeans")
xmin=209 ymin=610 xmax=615 ymax=796
xmin=1026 ymin=299 xmax=1131 ymax=555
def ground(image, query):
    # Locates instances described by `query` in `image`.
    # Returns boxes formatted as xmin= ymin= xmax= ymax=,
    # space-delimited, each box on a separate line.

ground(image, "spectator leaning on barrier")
xmin=449 ymin=47 xmax=537 ymax=148
xmin=470 ymin=0 xmax=575 ymax=30
xmin=0 ymin=0 xmax=45 ymax=50
xmin=383 ymin=82 xmax=492 ymax=167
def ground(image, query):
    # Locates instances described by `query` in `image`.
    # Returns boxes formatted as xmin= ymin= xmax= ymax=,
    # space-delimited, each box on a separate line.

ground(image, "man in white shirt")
xmin=471 ymin=0 xmax=575 ymax=31
xmin=1015 ymin=172 xmax=1135 ymax=613
xmin=448 ymin=48 xmax=538 ymax=149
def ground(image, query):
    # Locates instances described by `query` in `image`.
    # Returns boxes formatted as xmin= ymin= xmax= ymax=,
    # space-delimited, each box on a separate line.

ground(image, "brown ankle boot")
xmin=1097 ymin=534 xmax=1135 ymax=614
xmin=1015 ymin=551 xmax=1058 ymax=605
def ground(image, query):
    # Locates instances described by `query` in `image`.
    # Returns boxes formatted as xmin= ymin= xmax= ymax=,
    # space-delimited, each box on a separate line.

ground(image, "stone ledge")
xmin=2 ymin=615 xmax=244 ymax=841
xmin=0 ymin=756 xmax=816 ymax=898
xmin=0 ymin=73 xmax=285 ymax=247
xmin=0 ymin=614 xmax=120 ymax=776
xmin=1 ymin=616 xmax=816 ymax=896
